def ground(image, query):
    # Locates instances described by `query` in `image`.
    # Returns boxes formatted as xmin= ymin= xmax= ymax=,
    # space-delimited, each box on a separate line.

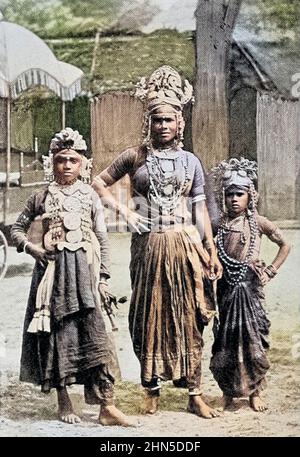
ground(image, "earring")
xmin=80 ymin=156 xmax=93 ymax=183
xmin=176 ymin=114 xmax=185 ymax=148
xmin=42 ymin=152 xmax=54 ymax=182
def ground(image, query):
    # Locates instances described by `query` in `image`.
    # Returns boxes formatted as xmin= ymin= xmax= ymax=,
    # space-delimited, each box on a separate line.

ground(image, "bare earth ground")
xmin=0 ymin=230 xmax=299 ymax=437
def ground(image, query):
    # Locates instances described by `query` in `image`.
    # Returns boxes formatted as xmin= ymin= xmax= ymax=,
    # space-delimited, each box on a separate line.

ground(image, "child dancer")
xmin=210 ymin=158 xmax=290 ymax=412
xmin=11 ymin=128 xmax=134 ymax=426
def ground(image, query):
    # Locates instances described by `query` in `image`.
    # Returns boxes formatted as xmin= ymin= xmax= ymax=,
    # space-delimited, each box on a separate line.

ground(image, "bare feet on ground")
xmin=99 ymin=405 xmax=137 ymax=427
xmin=57 ymin=387 xmax=81 ymax=424
xmin=249 ymin=393 xmax=268 ymax=412
xmin=141 ymin=391 xmax=159 ymax=415
xmin=187 ymin=395 xmax=220 ymax=419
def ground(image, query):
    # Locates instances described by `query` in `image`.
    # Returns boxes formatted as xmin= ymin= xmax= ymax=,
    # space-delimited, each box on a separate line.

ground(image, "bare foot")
xmin=141 ymin=391 xmax=159 ymax=415
xmin=249 ymin=393 xmax=268 ymax=412
xmin=59 ymin=412 xmax=82 ymax=424
xmin=99 ymin=405 xmax=137 ymax=427
xmin=221 ymin=395 xmax=233 ymax=411
xmin=187 ymin=395 xmax=220 ymax=419
xmin=57 ymin=387 xmax=81 ymax=424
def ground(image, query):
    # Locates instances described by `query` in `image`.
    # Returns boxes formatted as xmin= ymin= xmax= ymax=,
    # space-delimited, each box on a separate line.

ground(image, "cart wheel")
xmin=0 ymin=230 xmax=8 ymax=280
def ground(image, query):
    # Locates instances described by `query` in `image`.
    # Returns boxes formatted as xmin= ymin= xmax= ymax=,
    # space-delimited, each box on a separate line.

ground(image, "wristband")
xmin=23 ymin=241 xmax=30 ymax=254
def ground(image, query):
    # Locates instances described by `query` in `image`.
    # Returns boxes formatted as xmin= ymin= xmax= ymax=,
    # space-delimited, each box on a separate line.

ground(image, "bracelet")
xmin=23 ymin=241 xmax=30 ymax=254
xmin=99 ymin=279 xmax=108 ymax=285
xmin=268 ymin=264 xmax=277 ymax=274
xmin=264 ymin=264 xmax=277 ymax=279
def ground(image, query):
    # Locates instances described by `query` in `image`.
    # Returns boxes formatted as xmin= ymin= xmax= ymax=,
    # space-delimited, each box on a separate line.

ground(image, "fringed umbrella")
xmin=0 ymin=12 xmax=84 ymax=224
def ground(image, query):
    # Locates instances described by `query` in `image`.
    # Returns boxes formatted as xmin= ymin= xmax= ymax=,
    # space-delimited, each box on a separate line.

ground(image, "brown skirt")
xmin=129 ymin=226 xmax=215 ymax=388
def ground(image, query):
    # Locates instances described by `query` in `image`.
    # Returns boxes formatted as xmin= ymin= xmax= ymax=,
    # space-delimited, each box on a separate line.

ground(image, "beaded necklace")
xmin=217 ymin=212 xmax=258 ymax=286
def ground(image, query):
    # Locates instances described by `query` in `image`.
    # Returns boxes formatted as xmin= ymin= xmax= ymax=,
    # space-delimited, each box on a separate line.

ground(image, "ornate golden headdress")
xmin=136 ymin=65 xmax=194 ymax=113
xmin=135 ymin=66 xmax=194 ymax=148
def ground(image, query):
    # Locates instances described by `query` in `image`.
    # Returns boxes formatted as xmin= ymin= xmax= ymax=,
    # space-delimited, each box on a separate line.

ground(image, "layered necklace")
xmin=217 ymin=212 xmax=258 ymax=286
xmin=146 ymin=145 xmax=190 ymax=215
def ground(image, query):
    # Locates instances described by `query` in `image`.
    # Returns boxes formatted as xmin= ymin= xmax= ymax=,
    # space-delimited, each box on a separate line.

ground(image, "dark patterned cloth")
xmin=19 ymin=253 xmax=114 ymax=392
xmin=210 ymin=270 xmax=270 ymax=397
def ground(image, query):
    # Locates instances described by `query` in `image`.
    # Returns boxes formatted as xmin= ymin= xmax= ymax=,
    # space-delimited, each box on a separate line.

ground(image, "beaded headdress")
xmin=210 ymin=157 xmax=258 ymax=215
xmin=43 ymin=127 xmax=93 ymax=183
xmin=135 ymin=66 xmax=194 ymax=148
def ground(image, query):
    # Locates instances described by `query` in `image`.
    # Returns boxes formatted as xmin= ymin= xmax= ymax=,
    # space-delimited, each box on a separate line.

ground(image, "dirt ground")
xmin=0 ymin=230 xmax=299 ymax=437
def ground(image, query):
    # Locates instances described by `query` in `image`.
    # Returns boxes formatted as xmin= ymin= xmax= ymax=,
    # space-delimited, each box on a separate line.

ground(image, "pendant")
xmin=163 ymin=184 xmax=174 ymax=196
xmin=63 ymin=196 xmax=82 ymax=213
xmin=63 ymin=213 xmax=81 ymax=230
xmin=66 ymin=229 xmax=83 ymax=243
xmin=159 ymin=159 xmax=175 ymax=173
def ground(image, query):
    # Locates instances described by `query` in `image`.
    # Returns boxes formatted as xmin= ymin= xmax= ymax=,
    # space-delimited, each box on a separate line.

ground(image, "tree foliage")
xmin=259 ymin=0 xmax=299 ymax=33
xmin=0 ymin=0 xmax=157 ymax=37
xmin=244 ymin=0 xmax=300 ymax=37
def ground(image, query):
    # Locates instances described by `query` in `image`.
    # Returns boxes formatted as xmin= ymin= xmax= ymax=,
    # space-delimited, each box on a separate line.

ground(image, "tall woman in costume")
xmin=92 ymin=66 xmax=222 ymax=418
xmin=209 ymin=158 xmax=290 ymax=411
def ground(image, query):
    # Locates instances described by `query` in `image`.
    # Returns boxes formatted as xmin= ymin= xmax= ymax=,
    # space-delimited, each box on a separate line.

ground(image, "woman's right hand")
xmin=25 ymin=242 xmax=56 ymax=266
xmin=123 ymin=208 xmax=152 ymax=234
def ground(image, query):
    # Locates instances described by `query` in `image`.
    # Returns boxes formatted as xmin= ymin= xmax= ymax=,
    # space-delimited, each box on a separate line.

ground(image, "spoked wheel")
xmin=0 ymin=230 xmax=8 ymax=280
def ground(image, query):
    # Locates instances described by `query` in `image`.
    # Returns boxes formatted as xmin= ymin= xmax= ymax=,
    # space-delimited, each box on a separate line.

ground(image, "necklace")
xmin=217 ymin=213 xmax=258 ymax=286
xmin=146 ymin=148 xmax=190 ymax=215
xmin=222 ymin=214 xmax=248 ymax=245
xmin=54 ymin=176 xmax=78 ymax=186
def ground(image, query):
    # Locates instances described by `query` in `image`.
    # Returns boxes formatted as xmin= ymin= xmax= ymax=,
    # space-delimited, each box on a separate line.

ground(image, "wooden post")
xmin=193 ymin=0 xmax=242 ymax=170
xmin=3 ymin=97 xmax=11 ymax=225
xmin=19 ymin=152 xmax=24 ymax=187
xmin=62 ymin=100 xmax=66 ymax=129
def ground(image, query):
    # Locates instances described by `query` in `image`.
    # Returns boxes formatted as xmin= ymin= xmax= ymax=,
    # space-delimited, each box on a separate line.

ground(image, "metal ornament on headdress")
xmin=49 ymin=127 xmax=87 ymax=153
xmin=80 ymin=156 xmax=93 ymax=184
xmin=135 ymin=66 xmax=194 ymax=148
xmin=211 ymin=157 xmax=257 ymax=189
xmin=42 ymin=152 xmax=54 ymax=182
xmin=136 ymin=65 xmax=194 ymax=112
xmin=211 ymin=157 xmax=258 ymax=215
xmin=43 ymin=127 xmax=93 ymax=183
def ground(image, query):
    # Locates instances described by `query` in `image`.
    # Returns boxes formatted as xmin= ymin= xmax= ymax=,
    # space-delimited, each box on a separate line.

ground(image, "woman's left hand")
xmin=209 ymin=254 xmax=223 ymax=281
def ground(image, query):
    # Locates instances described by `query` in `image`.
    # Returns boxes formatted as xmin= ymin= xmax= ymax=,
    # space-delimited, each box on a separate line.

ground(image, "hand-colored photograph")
xmin=0 ymin=0 xmax=299 ymax=438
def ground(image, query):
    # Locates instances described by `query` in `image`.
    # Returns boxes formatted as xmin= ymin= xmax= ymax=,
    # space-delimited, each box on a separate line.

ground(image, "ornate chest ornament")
xmin=146 ymin=149 xmax=190 ymax=216
xmin=44 ymin=180 xmax=93 ymax=250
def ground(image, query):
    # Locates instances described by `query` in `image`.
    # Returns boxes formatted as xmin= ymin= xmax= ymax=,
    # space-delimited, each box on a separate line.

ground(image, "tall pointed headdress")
xmin=135 ymin=65 xmax=194 ymax=113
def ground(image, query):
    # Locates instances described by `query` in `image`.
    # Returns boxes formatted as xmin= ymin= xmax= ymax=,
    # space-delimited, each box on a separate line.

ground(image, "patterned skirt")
xmin=129 ymin=227 xmax=214 ymax=389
